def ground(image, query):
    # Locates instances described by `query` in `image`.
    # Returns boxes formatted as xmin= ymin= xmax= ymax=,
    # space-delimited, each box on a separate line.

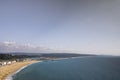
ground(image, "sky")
xmin=0 ymin=0 xmax=120 ymax=55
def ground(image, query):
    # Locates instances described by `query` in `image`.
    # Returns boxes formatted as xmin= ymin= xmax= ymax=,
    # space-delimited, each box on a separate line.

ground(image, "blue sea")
xmin=12 ymin=56 xmax=120 ymax=80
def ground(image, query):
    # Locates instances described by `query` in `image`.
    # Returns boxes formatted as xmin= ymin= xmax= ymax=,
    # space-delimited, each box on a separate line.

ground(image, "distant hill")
xmin=40 ymin=53 xmax=93 ymax=58
xmin=0 ymin=53 xmax=95 ymax=60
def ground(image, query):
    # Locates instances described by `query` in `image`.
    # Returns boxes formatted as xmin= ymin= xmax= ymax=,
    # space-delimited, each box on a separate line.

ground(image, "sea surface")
xmin=13 ymin=56 xmax=120 ymax=80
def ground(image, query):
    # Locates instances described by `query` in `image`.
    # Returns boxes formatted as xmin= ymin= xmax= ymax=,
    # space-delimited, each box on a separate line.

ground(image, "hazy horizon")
xmin=0 ymin=0 xmax=120 ymax=55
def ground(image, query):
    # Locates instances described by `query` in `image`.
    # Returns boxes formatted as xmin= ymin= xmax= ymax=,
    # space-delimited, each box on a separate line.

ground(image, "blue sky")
xmin=0 ymin=0 xmax=120 ymax=55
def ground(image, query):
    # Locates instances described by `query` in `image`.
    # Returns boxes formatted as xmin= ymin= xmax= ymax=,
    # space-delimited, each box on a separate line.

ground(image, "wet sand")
xmin=0 ymin=61 xmax=38 ymax=80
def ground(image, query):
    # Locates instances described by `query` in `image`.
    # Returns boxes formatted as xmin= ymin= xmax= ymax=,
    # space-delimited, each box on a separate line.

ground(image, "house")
xmin=12 ymin=60 xmax=16 ymax=64
xmin=7 ymin=61 xmax=12 ymax=65
xmin=2 ymin=62 xmax=7 ymax=66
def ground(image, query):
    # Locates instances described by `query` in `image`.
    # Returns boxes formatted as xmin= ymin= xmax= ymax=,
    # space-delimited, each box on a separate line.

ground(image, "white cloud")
xmin=0 ymin=41 xmax=56 ymax=53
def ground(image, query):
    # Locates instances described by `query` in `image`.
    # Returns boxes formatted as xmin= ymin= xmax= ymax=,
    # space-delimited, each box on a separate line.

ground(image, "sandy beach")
xmin=0 ymin=61 xmax=38 ymax=80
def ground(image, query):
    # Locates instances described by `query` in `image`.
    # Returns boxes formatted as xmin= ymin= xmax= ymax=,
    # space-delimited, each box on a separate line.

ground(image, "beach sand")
xmin=0 ymin=61 xmax=38 ymax=80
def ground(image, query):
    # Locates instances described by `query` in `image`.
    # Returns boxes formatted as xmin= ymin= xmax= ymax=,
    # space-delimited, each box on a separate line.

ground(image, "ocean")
xmin=12 ymin=56 xmax=120 ymax=80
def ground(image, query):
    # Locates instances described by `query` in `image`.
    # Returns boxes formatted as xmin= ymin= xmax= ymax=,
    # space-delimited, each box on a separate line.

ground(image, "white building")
xmin=7 ymin=61 xmax=12 ymax=65
xmin=12 ymin=60 xmax=16 ymax=63
xmin=2 ymin=62 xmax=7 ymax=66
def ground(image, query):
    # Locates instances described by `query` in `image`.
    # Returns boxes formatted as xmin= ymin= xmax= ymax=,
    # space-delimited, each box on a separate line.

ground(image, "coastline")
xmin=1 ymin=56 xmax=95 ymax=80
xmin=5 ymin=65 xmax=28 ymax=80
xmin=0 ymin=61 xmax=39 ymax=80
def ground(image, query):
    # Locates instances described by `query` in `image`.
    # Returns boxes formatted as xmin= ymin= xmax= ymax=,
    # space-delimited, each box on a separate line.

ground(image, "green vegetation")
xmin=0 ymin=54 xmax=37 ymax=61
xmin=0 ymin=53 xmax=94 ymax=61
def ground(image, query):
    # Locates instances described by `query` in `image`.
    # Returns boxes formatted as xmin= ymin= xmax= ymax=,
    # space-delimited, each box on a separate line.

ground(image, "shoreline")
xmin=5 ymin=61 xmax=42 ymax=80
xmin=0 ymin=61 xmax=39 ymax=80
xmin=5 ymin=65 xmax=28 ymax=80
xmin=1 ymin=56 xmax=96 ymax=80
